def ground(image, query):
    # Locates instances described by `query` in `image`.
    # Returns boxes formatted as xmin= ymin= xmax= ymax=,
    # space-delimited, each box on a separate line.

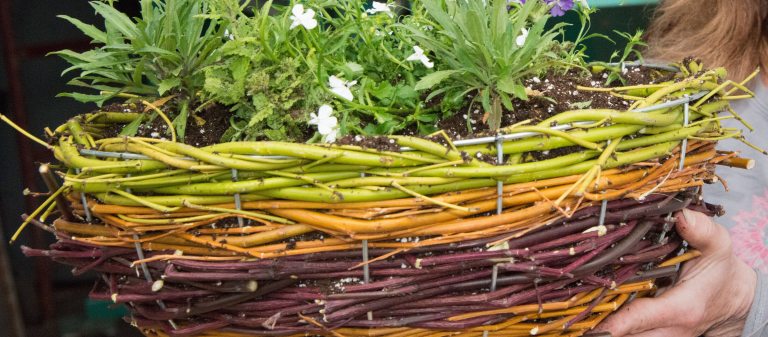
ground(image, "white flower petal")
xmin=328 ymin=76 xmax=345 ymax=89
xmin=516 ymin=28 xmax=528 ymax=47
xmin=309 ymin=112 xmax=320 ymax=125
xmin=419 ymin=55 xmax=434 ymax=68
xmin=412 ymin=45 xmax=424 ymax=55
xmin=292 ymin=4 xmax=305 ymax=16
xmin=331 ymin=86 xmax=354 ymax=101
xmin=318 ymin=105 xmax=334 ymax=119
xmin=322 ymin=128 xmax=338 ymax=143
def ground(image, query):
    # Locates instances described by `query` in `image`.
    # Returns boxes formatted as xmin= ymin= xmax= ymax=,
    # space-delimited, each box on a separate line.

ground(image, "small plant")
xmin=55 ymin=0 xmax=228 ymax=139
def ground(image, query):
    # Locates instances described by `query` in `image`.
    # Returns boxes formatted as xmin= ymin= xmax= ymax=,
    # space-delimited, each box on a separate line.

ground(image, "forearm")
xmin=741 ymin=271 xmax=768 ymax=337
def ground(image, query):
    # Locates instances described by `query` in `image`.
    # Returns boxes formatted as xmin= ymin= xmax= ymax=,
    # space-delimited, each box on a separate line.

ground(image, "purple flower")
xmin=514 ymin=0 xmax=574 ymax=17
xmin=544 ymin=0 xmax=574 ymax=16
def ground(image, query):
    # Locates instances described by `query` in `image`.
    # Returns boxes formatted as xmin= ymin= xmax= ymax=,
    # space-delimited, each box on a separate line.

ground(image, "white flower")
xmin=579 ymin=0 xmax=590 ymax=9
xmin=309 ymin=105 xmax=339 ymax=143
xmin=367 ymin=1 xmax=393 ymax=17
xmin=289 ymin=4 xmax=318 ymax=30
xmin=223 ymin=29 xmax=234 ymax=40
xmin=406 ymin=45 xmax=434 ymax=68
xmin=328 ymin=75 xmax=356 ymax=101
xmin=516 ymin=27 xmax=528 ymax=47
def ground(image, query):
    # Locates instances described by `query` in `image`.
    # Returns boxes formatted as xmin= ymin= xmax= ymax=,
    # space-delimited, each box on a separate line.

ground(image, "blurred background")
xmin=0 ymin=1 xmax=658 ymax=336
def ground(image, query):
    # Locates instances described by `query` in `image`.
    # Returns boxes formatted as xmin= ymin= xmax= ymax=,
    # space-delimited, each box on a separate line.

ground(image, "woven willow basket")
xmin=18 ymin=64 xmax=751 ymax=337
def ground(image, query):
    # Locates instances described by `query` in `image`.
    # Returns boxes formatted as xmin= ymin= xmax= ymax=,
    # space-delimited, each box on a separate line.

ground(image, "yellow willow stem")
xmin=0 ymin=114 xmax=53 ymax=149
xmin=10 ymin=186 xmax=68 ymax=243
xmin=726 ymin=68 xmax=760 ymax=96
xmin=117 ymin=213 xmax=220 ymax=225
xmin=129 ymin=137 xmax=184 ymax=158
xmin=109 ymin=189 xmax=181 ymax=213
xmin=402 ymin=159 xmax=465 ymax=176
xmin=427 ymin=129 xmax=460 ymax=153
xmin=39 ymin=200 xmax=59 ymax=222
xmin=181 ymin=200 xmax=295 ymax=225
xmin=497 ymin=126 xmax=603 ymax=151
xmin=390 ymin=181 xmax=473 ymax=212
xmin=265 ymin=170 xmax=337 ymax=194
xmin=141 ymin=100 xmax=176 ymax=142
xmin=575 ymin=83 xmax=667 ymax=93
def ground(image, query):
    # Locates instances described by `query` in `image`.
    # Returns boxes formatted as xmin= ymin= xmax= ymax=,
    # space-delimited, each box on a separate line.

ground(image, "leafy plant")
xmin=402 ymin=0 xmax=571 ymax=130
xmin=55 ymin=0 xmax=228 ymax=139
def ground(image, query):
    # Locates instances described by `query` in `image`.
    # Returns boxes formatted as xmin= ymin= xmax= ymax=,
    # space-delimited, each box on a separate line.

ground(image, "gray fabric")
xmin=702 ymin=79 xmax=768 ymax=232
xmin=699 ymin=79 xmax=768 ymax=336
xmin=741 ymin=272 xmax=768 ymax=337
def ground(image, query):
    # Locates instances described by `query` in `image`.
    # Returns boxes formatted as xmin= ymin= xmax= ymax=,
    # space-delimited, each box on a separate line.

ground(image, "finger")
xmin=627 ymin=327 xmax=693 ymax=337
xmin=675 ymin=208 xmax=731 ymax=255
xmin=594 ymin=297 xmax=679 ymax=337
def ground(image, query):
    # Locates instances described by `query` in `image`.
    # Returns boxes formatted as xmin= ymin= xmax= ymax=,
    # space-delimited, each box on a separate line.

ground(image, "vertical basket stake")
xmin=74 ymin=169 xmax=92 ymax=223
xmin=598 ymin=139 xmax=612 ymax=227
xmin=483 ymin=133 xmax=505 ymax=337
xmin=232 ymin=168 xmax=244 ymax=227
xmin=359 ymin=171 xmax=373 ymax=320
xmin=662 ymin=100 xmax=691 ymax=243
xmin=125 ymin=181 xmax=177 ymax=330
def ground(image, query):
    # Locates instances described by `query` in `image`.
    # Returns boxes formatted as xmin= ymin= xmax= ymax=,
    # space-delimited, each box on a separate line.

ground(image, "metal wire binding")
xmin=75 ymin=168 xmax=93 ymax=223
xmin=124 ymin=181 xmax=178 ymax=330
xmin=483 ymin=134 xmax=506 ymax=337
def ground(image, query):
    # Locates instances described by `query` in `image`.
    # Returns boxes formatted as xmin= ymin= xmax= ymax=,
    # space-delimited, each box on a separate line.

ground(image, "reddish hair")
xmin=645 ymin=0 xmax=768 ymax=81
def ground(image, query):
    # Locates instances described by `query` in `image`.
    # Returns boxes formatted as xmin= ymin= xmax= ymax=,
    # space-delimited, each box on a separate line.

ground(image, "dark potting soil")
xmin=89 ymin=66 xmax=672 ymax=150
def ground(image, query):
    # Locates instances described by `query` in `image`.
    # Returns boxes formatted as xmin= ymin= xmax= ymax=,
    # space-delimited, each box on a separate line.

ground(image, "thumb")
xmin=674 ymin=208 xmax=730 ymax=256
xmin=594 ymin=297 xmax=679 ymax=336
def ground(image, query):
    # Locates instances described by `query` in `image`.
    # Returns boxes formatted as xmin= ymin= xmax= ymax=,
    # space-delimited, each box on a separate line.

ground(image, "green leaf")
xmin=414 ymin=70 xmax=460 ymax=91
xmin=568 ymin=100 xmax=593 ymax=109
xmin=341 ymin=62 xmax=364 ymax=77
xmin=119 ymin=116 xmax=143 ymax=136
xmin=158 ymin=77 xmax=181 ymax=95
xmin=58 ymin=15 xmax=107 ymax=43
xmin=172 ymin=101 xmax=189 ymax=141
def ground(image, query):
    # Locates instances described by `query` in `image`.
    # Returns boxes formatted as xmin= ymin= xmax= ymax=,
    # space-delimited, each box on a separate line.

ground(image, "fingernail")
xmin=583 ymin=333 xmax=613 ymax=337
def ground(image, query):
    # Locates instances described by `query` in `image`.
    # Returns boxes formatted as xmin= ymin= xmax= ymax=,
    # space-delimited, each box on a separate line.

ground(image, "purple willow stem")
xmin=498 ymin=263 xmax=574 ymax=278
xmin=411 ymin=316 xmax=495 ymax=329
xmin=527 ymin=225 xmax=616 ymax=252
xmin=626 ymin=265 xmax=679 ymax=283
xmin=164 ymin=320 xmax=230 ymax=337
xmin=225 ymin=299 xmax=304 ymax=312
xmin=561 ymin=241 xmax=612 ymax=275
xmin=490 ymin=279 xmax=576 ymax=307
xmin=527 ymin=221 xmax=637 ymax=261
xmin=574 ymin=219 xmax=664 ymax=277
xmin=90 ymin=288 xmax=215 ymax=303
xmin=325 ymin=269 xmax=492 ymax=300
xmin=375 ymin=305 xmax=499 ymax=317
xmin=21 ymin=245 xmax=101 ymax=258
xmin=341 ymin=312 xmax=457 ymax=327
xmin=217 ymin=315 xmax=299 ymax=329
xmin=414 ymin=249 xmax=531 ymax=268
xmin=618 ymin=240 xmax=682 ymax=264
xmin=392 ymin=283 xmax=530 ymax=309
xmin=565 ymin=288 xmax=608 ymax=329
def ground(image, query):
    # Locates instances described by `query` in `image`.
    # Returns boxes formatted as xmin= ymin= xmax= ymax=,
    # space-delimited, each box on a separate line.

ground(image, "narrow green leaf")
xmin=414 ymin=70 xmax=460 ymax=91
xmin=58 ymin=15 xmax=107 ymax=43
xmin=157 ymin=77 xmax=181 ymax=95
xmin=119 ymin=117 xmax=144 ymax=136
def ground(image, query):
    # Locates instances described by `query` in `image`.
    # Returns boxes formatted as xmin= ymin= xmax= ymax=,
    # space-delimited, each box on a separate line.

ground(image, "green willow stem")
xmin=390 ymin=136 xmax=491 ymax=167
xmin=203 ymin=142 xmax=429 ymax=167
xmin=93 ymin=193 xmax=270 ymax=207
xmin=151 ymin=171 xmax=359 ymax=195
xmin=410 ymin=150 xmax=600 ymax=178
xmin=55 ymin=138 xmax=167 ymax=174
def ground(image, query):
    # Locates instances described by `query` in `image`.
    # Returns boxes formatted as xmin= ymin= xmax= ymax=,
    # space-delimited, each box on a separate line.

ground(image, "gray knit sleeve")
xmin=742 ymin=271 xmax=768 ymax=337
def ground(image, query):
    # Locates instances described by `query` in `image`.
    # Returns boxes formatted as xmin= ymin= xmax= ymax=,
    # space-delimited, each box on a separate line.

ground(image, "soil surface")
xmin=87 ymin=66 xmax=676 ymax=150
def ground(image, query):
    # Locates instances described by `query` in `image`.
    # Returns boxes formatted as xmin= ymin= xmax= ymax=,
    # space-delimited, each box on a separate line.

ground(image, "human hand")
xmin=594 ymin=208 xmax=757 ymax=337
